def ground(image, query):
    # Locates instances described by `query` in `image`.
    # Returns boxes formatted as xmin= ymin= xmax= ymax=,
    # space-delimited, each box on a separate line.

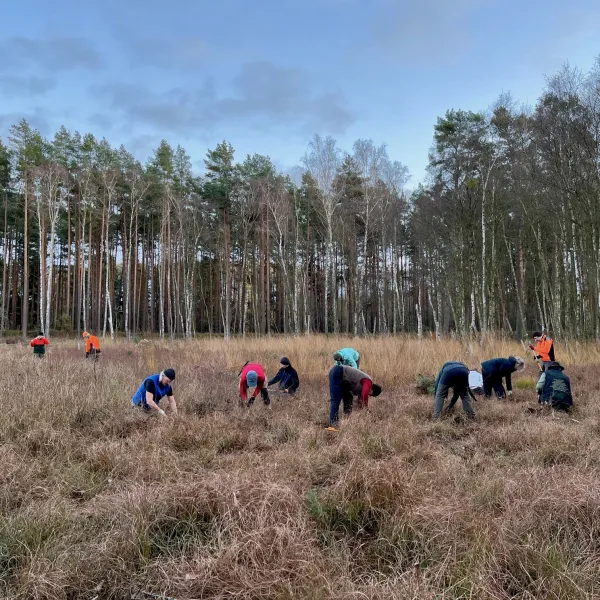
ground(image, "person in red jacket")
xmin=239 ymin=362 xmax=271 ymax=407
xmin=30 ymin=332 xmax=49 ymax=358
xmin=529 ymin=331 xmax=555 ymax=371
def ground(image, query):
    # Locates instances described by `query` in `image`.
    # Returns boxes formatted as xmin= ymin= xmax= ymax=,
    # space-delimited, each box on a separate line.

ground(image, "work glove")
xmin=507 ymin=390 xmax=513 ymax=397
xmin=528 ymin=345 xmax=534 ymax=350
xmin=283 ymin=389 xmax=289 ymax=393
xmin=158 ymin=409 xmax=166 ymax=417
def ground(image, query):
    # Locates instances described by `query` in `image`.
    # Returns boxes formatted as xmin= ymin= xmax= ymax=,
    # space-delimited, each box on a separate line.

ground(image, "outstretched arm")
xmin=268 ymin=371 xmax=282 ymax=387
xmin=145 ymin=392 xmax=166 ymax=416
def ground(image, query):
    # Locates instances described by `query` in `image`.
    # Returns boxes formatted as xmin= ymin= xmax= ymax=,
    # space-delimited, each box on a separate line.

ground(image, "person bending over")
xmin=333 ymin=347 xmax=360 ymax=369
xmin=433 ymin=361 xmax=475 ymax=420
xmin=240 ymin=362 xmax=271 ymax=407
xmin=131 ymin=368 xmax=177 ymax=417
xmin=327 ymin=365 xmax=381 ymax=431
xmin=481 ymin=356 xmax=525 ymax=399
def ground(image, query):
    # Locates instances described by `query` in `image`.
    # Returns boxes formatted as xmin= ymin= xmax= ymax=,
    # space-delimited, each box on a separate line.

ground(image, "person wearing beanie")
xmin=529 ymin=331 xmax=555 ymax=371
xmin=481 ymin=356 xmax=525 ymax=399
xmin=239 ymin=362 xmax=270 ymax=407
xmin=327 ymin=365 xmax=381 ymax=431
xmin=433 ymin=362 xmax=475 ymax=420
xmin=268 ymin=357 xmax=300 ymax=395
xmin=131 ymin=368 xmax=177 ymax=416
xmin=82 ymin=331 xmax=101 ymax=359
xmin=30 ymin=332 xmax=50 ymax=358
xmin=333 ymin=347 xmax=360 ymax=369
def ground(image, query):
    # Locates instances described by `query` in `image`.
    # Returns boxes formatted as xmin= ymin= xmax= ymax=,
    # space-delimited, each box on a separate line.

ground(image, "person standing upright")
xmin=30 ymin=332 xmax=49 ymax=358
xmin=529 ymin=332 xmax=555 ymax=371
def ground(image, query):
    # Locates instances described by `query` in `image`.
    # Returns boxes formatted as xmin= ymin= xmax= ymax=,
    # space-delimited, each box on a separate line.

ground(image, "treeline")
xmin=1 ymin=59 xmax=599 ymax=339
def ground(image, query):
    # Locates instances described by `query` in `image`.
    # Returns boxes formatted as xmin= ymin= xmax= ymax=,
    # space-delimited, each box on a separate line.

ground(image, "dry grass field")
xmin=1 ymin=335 xmax=600 ymax=599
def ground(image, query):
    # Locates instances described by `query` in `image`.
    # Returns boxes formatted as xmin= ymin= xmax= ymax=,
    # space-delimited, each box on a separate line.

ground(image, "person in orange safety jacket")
xmin=82 ymin=331 xmax=101 ymax=359
xmin=529 ymin=331 xmax=555 ymax=371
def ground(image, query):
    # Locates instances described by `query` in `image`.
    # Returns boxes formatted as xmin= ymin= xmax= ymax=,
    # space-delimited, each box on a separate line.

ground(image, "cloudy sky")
xmin=1 ymin=0 xmax=598 ymax=182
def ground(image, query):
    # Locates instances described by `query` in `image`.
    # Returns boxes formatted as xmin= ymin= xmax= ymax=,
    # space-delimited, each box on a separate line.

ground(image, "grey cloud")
xmin=123 ymin=36 xmax=209 ymax=69
xmin=369 ymin=0 xmax=491 ymax=65
xmin=91 ymin=62 xmax=354 ymax=136
xmin=88 ymin=113 xmax=114 ymax=131
xmin=0 ymin=75 xmax=56 ymax=96
xmin=0 ymin=36 xmax=103 ymax=72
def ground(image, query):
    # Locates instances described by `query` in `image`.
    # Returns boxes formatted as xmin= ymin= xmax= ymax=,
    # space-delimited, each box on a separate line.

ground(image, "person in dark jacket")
xmin=327 ymin=365 xmax=382 ymax=430
xmin=433 ymin=361 xmax=475 ymax=420
xmin=536 ymin=361 xmax=573 ymax=411
xmin=481 ymin=356 xmax=525 ymax=399
xmin=268 ymin=357 xmax=300 ymax=394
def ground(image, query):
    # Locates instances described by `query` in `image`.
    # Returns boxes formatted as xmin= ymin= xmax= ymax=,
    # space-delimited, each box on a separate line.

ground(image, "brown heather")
xmin=1 ymin=335 xmax=599 ymax=599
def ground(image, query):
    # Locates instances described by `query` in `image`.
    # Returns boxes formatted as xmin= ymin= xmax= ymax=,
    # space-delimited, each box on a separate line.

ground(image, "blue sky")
xmin=1 ymin=0 xmax=598 ymax=184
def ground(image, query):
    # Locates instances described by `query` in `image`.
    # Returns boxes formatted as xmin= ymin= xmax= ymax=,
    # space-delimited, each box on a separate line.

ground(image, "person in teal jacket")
xmin=333 ymin=347 xmax=360 ymax=369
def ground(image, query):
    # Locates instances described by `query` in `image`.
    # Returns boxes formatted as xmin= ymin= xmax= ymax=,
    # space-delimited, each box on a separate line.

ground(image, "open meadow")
xmin=1 ymin=335 xmax=600 ymax=599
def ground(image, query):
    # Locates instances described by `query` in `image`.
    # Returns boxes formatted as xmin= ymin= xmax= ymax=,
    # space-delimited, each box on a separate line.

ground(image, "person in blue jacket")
xmin=268 ymin=357 xmax=300 ymax=394
xmin=481 ymin=356 xmax=525 ymax=399
xmin=433 ymin=361 xmax=475 ymax=419
xmin=131 ymin=368 xmax=177 ymax=417
xmin=333 ymin=347 xmax=360 ymax=369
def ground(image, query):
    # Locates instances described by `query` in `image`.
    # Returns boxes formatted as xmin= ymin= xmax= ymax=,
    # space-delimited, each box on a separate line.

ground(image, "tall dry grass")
xmin=1 ymin=335 xmax=599 ymax=599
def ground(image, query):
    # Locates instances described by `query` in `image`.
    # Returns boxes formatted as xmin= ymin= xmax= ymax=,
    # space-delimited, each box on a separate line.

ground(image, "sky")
xmin=0 ymin=0 xmax=599 ymax=185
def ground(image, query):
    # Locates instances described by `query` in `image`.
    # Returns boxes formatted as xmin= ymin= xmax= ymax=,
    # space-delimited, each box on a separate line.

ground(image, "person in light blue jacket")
xmin=333 ymin=347 xmax=360 ymax=369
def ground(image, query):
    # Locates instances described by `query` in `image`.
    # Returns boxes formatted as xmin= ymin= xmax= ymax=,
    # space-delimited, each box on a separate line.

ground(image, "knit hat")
xmin=372 ymin=384 xmax=382 ymax=397
xmin=82 ymin=331 xmax=89 ymax=338
xmin=280 ymin=356 xmax=290 ymax=366
xmin=333 ymin=352 xmax=343 ymax=362
xmin=38 ymin=331 xmax=44 ymax=337
xmin=532 ymin=331 xmax=542 ymax=338
xmin=163 ymin=368 xmax=176 ymax=381
xmin=246 ymin=370 xmax=258 ymax=387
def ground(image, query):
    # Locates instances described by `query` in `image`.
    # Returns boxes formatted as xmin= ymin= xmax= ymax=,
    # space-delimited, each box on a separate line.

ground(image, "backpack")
xmin=541 ymin=368 xmax=572 ymax=411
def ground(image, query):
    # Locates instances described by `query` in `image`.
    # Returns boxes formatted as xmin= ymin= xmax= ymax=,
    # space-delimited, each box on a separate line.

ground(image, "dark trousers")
xmin=329 ymin=366 xmax=354 ymax=425
xmin=86 ymin=348 xmax=101 ymax=361
xmin=247 ymin=387 xmax=270 ymax=406
xmin=482 ymin=374 xmax=506 ymax=398
xmin=434 ymin=383 xmax=474 ymax=418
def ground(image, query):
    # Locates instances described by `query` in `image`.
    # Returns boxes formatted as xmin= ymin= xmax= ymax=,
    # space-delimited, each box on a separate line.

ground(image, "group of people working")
xmin=31 ymin=328 xmax=573 ymax=425
xmin=233 ymin=347 xmax=381 ymax=431
xmin=434 ymin=332 xmax=573 ymax=420
xmin=130 ymin=347 xmax=382 ymax=431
